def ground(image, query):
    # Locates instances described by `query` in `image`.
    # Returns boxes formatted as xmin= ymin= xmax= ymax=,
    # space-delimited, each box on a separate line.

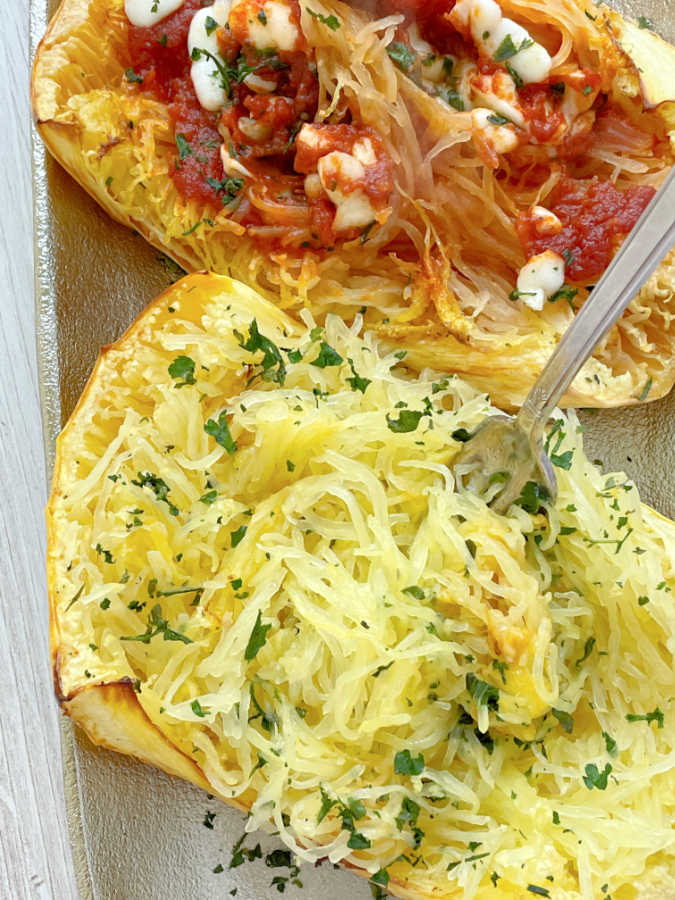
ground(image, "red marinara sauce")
xmin=516 ymin=177 xmax=655 ymax=282
xmin=127 ymin=0 xmax=226 ymax=208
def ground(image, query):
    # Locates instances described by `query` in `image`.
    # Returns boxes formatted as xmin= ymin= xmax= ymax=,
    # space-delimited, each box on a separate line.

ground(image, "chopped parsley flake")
xmin=204 ymin=412 xmax=237 ymax=454
xmin=575 ymin=636 xmax=596 ymax=667
xmin=583 ymin=762 xmax=612 ymax=790
xmin=394 ymin=749 xmax=425 ymax=776
xmin=311 ymin=341 xmax=343 ymax=368
xmin=120 ymin=604 xmax=193 ymax=645
xmin=346 ymin=357 xmax=371 ymax=393
xmin=466 ymin=673 xmax=499 ymax=710
xmin=626 ymin=708 xmax=664 ymax=728
xmin=395 ymin=796 xmax=423 ymax=846
xmin=637 ymin=377 xmax=653 ymax=401
xmin=387 ymin=41 xmax=416 ymax=71
xmin=191 ymin=699 xmax=206 ymax=717
xmin=95 ymin=543 xmax=115 ymax=564
xmin=492 ymin=660 xmax=508 ymax=684
xmin=235 ymin=319 xmax=286 ymax=385
xmin=231 ymin=525 xmax=248 ymax=548
xmin=552 ymin=709 xmax=574 ymax=733
xmin=493 ymin=33 xmax=533 ymax=61
xmin=386 ymin=409 xmax=425 ymax=433
xmin=131 ymin=471 xmax=179 ymax=516
xmin=124 ymin=67 xmax=143 ymax=84
xmin=205 ymin=176 xmax=244 ymax=206
xmin=244 ymin=610 xmax=272 ymax=661
xmin=175 ymin=133 xmax=192 ymax=159
xmin=516 ymin=480 xmax=550 ymax=514
xmin=306 ymin=7 xmax=340 ymax=29
xmin=371 ymin=869 xmax=390 ymax=887
xmin=168 ymin=355 xmax=196 ymax=386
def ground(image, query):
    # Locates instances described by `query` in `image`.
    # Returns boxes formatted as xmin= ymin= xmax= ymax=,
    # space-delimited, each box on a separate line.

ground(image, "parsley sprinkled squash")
xmin=48 ymin=273 xmax=675 ymax=899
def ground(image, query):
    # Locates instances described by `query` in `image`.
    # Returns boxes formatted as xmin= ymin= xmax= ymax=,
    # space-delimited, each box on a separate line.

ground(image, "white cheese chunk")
xmin=450 ymin=0 xmax=551 ymax=85
xmin=243 ymin=0 xmax=300 ymax=52
xmin=188 ymin=2 xmax=232 ymax=111
xmin=516 ymin=250 xmax=565 ymax=310
xmin=351 ymin=138 xmax=377 ymax=167
xmin=124 ymin=0 xmax=185 ymax=27
xmin=317 ymin=151 xmax=376 ymax=232
xmin=328 ymin=190 xmax=376 ymax=232
xmin=530 ymin=205 xmax=562 ymax=235
xmin=304 ymin=173 xmax=323 ymax=200
xmin=244 ymin=73 xmax=278 ymax=93
xmin=296 ymin=123 xmax=336 ymax=156
xmin=471 ymin=107 xmax=519 ymax=154
xmin=472 ymin=71 xmax=525 ymax=127
xmin=220 ymin=143 xmax=253 ymax=179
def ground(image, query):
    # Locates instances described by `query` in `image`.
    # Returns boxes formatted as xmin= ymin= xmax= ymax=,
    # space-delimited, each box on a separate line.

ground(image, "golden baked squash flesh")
xmin=33 ymin=0 xmax=675 ymax=408
xmin=48 ymin=272 xmax=675 ymax=899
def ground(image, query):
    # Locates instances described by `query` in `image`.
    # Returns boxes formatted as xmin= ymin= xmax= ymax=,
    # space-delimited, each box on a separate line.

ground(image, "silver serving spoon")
xmin=455 ymin=167 xmax=675 ymax=514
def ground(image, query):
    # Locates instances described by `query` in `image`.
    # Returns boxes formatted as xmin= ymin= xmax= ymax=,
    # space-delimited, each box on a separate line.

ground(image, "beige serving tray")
xmin=31 ymin=1 xmax=674 ymax=897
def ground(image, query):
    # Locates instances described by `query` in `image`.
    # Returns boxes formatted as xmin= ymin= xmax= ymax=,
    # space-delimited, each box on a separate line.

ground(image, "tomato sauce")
xmin=519 ymin=86 xmax=565 ymax=144
xmin=516 ymin=177 xmax=655 ymax=282
xmin=128 ymin=0 xmax=227 ymax=208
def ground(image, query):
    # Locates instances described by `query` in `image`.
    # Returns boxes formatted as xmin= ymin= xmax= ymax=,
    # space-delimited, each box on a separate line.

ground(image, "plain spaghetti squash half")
xmin=48 ymin=272 xmax=675 ymax=899
xmin=32 ymin=0 xmax=675 ymax=408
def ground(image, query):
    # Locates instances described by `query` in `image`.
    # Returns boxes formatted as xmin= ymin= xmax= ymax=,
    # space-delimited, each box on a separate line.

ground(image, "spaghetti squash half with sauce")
xmin=32 ymin=0 xmax=675 ymax=408
xmin=48 ymin=273 xmax=675 ymax=899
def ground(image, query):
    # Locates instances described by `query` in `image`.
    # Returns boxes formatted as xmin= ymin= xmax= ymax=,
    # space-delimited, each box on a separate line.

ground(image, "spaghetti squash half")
xmin=32 ymin=0 xmax=675 ymax=408
xmin=48 ymin=273 xmax=675 ymax=899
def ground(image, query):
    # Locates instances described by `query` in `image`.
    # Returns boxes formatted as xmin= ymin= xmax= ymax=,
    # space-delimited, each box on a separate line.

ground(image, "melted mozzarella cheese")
xmin=561 ymin=80 xmax=598 ymax=125
xmin=238 ymin=116 xmax=273 ymax=141
xmin=472 ymin=71 xmax=525 ymax=127
xmin=220 ymin=143 xmax=253 ymax=179
xmin=188 ymin=2 xmax=232 ymax=110
xmin=530 ymin=205 xmax=562 ymax=235
xmin=240 ymin=0 xmax=300 ymax=52
xmin=516 ymin=249 xmax=565 ymax=310
xmin=317 ymin=151 xmax=376 ymax=231
xmin=351 ymin=138 xmax=377 ymax=167
xmin=303 ymin=173 xmax=323 ymax=199
xmin=471 ymin=107 xmax=519 ymax=154
xmin=124 ymin=0 xmax=185 ymax=27
xmin=296 ymin=123 xmax=336 ymax=156
xmin=450 ymin=0 xmax=551 ymax=85
xmin=455 ymin=59 xmax=478 ymax=110
xmin=244 ymin=72 xmax=277 ymax=92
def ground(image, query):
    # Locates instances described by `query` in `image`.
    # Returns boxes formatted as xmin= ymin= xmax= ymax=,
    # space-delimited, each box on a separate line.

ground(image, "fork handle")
xmin=516 ymin=167 xmax=675 ymax=442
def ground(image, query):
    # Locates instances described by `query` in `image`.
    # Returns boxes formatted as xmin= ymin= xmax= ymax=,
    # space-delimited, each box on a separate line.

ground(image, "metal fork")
xmin=455 ymin=167 xmax=675 ymax=514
